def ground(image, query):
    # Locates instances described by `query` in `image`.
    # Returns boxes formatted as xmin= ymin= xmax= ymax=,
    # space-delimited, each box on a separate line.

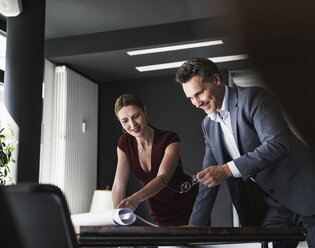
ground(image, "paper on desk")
xmin=71 ymin=208 xmax=136 ymax=226
xmin=71 ymin=208 xmax=156 ymax=226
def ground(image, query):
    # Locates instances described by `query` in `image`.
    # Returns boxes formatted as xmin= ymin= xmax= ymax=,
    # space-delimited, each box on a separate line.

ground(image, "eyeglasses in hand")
xmin=160 ymin=166 xmax=199 ymax=194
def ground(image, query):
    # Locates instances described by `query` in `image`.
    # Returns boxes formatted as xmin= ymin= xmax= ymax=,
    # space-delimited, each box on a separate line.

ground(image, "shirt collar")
xmin=208 ymin=85 xmax=229 ymax=121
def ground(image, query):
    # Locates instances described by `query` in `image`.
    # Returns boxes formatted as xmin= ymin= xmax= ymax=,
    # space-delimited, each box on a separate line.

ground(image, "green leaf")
xmin=0 ymin=125 xmax=17 ymax=184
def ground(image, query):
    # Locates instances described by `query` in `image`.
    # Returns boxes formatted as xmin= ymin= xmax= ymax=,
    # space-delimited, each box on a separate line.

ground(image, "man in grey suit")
xmin=175 ymin=57 xmax=315 ymax=248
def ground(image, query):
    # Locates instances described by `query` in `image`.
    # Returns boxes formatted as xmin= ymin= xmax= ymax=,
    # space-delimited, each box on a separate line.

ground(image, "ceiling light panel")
xmin=127 ymin=40 xmax=223 ymax=56
xmin=136 ymin=54 xmax=249 ymax=72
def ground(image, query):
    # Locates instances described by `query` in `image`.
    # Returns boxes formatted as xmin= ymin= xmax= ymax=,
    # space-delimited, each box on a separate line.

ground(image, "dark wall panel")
xmin=0 ymin=70 xmax=3 ymax=83
xmin=98 ymin=72 xmax=232 ymax=226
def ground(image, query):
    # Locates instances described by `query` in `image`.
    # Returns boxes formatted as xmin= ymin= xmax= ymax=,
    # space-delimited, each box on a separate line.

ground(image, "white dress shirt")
xmin=208 ymin=85 xmax=242 ymax=177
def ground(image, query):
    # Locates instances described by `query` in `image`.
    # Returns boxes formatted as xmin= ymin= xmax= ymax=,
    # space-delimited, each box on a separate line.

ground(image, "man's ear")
xmin=213 ymin=73 xmax=222 ymax=85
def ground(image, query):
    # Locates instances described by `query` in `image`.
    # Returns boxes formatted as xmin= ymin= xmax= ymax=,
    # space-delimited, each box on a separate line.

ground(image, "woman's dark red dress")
xmin=118 ymin=127 xmax=198 ymax=226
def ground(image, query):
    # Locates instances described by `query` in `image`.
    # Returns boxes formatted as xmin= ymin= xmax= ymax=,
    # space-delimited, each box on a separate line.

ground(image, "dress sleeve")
xmin=164 ymin=131 xmax=181 ymax=147
xmin=117 ymin=134 xmax=127 ymax=153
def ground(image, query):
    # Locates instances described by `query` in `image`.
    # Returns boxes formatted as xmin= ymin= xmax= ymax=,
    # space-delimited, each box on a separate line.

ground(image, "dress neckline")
xmin=134 ymin=127 xmax=156 ymax=174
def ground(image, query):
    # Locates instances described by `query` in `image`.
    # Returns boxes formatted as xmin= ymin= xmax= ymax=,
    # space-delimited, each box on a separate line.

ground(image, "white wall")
xmin=40 ymin=61 xmax=98 ymax=214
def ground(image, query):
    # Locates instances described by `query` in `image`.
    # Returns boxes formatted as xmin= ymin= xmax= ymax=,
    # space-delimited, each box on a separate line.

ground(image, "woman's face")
xmin=118 ymin=105 xmax=147 ymax=137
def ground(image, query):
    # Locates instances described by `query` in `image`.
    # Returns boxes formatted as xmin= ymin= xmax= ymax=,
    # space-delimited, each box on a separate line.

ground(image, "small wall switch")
xmin=82 ymin=121 xmax=86 ymax=133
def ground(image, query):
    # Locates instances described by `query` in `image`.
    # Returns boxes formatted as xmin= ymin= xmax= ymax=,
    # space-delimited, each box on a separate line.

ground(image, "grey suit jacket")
xmin=189 ymin=86 xmax=315 ymax=226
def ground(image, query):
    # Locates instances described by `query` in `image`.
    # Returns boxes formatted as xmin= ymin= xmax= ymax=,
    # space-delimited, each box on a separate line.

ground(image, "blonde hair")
xmin=114 ymin=93 xmax=145 ymax=118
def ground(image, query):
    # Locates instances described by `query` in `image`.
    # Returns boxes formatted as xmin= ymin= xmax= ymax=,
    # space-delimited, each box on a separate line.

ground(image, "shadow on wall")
xmin=234 ymin=0 xmax=315 ymax=153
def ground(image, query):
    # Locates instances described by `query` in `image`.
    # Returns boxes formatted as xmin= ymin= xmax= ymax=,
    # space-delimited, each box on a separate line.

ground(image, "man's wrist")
xmin=224 ymin=163 xmax=233 ymax=177
xmin=227 ymin=161 xmax=242 ymax=178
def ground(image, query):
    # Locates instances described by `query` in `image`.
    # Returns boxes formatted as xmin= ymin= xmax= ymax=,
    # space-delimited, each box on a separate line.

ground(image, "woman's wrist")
xmin=130 ymin=193 xmax=142 ymax=204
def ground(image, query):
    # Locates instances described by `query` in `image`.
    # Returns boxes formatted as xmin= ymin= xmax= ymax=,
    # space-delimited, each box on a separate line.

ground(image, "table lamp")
xmin=89 ymin=188 xmax=114 ymax=213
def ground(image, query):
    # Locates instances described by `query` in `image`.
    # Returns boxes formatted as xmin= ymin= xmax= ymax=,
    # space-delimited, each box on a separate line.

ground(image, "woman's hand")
xmin=117 ymin=195 xmax=141 ymax=212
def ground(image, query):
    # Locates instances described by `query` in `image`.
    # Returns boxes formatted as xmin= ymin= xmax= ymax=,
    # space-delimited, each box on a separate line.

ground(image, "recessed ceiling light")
xmin=135 ymin=54 xmax=249 ymax=72
xmin=127 ymin=40 xmax=223 ymax=56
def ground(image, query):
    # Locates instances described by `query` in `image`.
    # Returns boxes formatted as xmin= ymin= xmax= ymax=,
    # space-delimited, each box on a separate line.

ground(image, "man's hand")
xmin=197 ymin=164 xmax=232 ymax=188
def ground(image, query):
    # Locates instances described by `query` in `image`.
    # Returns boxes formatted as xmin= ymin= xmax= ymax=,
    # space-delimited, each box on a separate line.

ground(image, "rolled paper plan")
xmin=71 ymin=208 xmax=135 ymax=226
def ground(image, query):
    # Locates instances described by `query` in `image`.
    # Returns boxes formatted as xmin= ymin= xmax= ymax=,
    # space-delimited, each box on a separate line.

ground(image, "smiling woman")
xmin=111 ymin=93 xmax=198 ymax=226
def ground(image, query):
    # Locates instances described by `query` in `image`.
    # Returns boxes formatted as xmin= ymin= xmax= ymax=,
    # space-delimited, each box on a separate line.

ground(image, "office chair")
xmin=0 ymin=183 xmax=79 ymax=248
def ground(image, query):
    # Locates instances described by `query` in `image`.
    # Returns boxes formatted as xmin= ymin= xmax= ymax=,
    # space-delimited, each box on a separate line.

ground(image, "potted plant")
xmin=0 ymin=124 xmax=18 ymax=185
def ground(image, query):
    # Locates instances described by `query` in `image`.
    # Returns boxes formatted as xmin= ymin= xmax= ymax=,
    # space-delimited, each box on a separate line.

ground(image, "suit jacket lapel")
xmin=228 ymin=87 xmax=239 ymax=148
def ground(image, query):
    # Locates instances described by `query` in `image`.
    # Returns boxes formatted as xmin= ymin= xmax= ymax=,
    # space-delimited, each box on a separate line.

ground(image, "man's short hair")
xmin=175 ymin=57 xmax=222 ymax=84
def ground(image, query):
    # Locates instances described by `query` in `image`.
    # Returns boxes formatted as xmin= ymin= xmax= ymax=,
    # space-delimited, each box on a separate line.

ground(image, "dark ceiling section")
xmin=46 ymin=17 xmax=230 ymax=58
xmin=0 ymin=14 xmax=6 ymax=32
xmin=45 ymin=0 xmax=250 ymax=83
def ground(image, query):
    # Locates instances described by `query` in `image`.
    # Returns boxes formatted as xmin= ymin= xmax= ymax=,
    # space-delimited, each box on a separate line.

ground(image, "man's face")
xmin=182 ymin=74 xmax=225 ymax=115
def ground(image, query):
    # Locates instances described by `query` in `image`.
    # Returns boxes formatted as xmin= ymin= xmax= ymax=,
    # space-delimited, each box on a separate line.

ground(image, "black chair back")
xmin=0 ymin=183 xmax=79 ymax=248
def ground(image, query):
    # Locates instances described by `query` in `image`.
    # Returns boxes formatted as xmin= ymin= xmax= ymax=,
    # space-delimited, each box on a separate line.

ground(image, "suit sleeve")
xmin=234 ymin=88 xmax=291 ymax=180
xmin=189 ymin=120 xmax=219 ymax=226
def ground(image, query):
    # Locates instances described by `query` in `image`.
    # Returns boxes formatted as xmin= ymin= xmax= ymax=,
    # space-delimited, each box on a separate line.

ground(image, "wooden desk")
xmin=75 ymin=226 xmax=306 ymax=247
